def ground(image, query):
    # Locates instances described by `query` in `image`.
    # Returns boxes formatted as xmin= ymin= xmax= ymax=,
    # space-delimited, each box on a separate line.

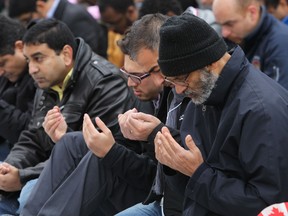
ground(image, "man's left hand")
xmin=155 ymin=127 xmax=204 ymax=177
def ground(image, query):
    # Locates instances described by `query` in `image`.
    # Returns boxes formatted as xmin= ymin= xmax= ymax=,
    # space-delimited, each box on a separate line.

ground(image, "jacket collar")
xmin=66 ymin=38 xmax=92 ymax=87
xmin=204 ymin=46 xmax=246 ymax=107
xmin=242 ymin=6 xmax=271 ymax=53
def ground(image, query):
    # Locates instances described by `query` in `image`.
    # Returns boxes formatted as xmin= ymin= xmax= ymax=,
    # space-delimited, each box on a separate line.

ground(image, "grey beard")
xmin=185 ymin=68 xmax=218 ymax=105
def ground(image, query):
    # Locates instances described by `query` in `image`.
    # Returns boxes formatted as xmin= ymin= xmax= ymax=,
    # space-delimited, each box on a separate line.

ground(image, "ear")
xmin=14 ymin=40 xmax=24 ymax=51
xmin=126 ymin=5 xmax=138 ymax=21
xmin=61 ymin=45 xmax=73 ymax=67
xmin=246 ymin=4 xmax=259 ymax=21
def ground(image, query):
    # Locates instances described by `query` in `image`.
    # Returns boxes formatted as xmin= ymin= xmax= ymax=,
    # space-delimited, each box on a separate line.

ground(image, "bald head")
xmin=212 ymin=0 xmax=261 ymax=43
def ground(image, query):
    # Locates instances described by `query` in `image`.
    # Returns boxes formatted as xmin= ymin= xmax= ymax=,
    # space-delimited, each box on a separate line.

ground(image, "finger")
xmin=130 ymin=112 xmax=154 ymax=122
xmin=83 ymin=114 xmax=98 ymax=135
xmin=161 ymin=127 xmax=180 ymax=156
xmin=47 ymin=120 xmax=61 ymax=133
xmin=95 ymin=117 xmax=110 ymax=134
xmin=185 ymin=135 xmax=198 ymax=152
xmin=83 ymin=114 xmax=91 ymax=140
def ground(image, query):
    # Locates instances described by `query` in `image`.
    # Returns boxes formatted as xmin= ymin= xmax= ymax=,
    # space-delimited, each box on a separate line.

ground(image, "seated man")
xmin=155 ymin=13 xmax=288 ymax=215
xmin=0 ymin=15 xmax=36 ymax=160
xmin=0 ymin=18 xmax=132 ymax=215
xmin=21 ymin=13 xmax=190 ymax=215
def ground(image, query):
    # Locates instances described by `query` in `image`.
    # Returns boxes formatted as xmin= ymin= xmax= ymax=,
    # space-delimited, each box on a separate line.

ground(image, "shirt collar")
xmin=51 ymin=68 xmax=73 ymax=101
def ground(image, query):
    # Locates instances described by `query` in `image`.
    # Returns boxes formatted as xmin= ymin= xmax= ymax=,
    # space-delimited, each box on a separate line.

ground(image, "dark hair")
xmin=98 ymin=0 xmax=134 ymax=13
xmin=23 ymin=19 xmax=77 ymax=58
xmin=8 ymin=0 xmax=36 ymax=18
xmin=117 ymin=13 xmax=168 ymax=60
xmin=178 ymin=0 xmax=198 ymax=10
xmin=264 ymin=0 xmax=280 ymax=8
xmin=0 ymin=15 xmax=26 ymax=56
xmin=139 ymin=0 xmax=183 ymax=18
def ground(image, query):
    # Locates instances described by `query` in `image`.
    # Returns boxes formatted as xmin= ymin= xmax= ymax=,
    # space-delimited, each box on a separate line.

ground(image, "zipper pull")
xmin=202 ymin=105 xmax=206 ymax=113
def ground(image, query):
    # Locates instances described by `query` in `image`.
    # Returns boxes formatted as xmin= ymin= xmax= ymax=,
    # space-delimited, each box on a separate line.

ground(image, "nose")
xmin=127 ymin=77 xmax=138 ymax=87
xmin=174 ymin=85 xmax=187 ymax=94
xmin=28 ymin=62 xmax=39 ymax=75
xmin=221 ymin=26 xmax=231 ymax=38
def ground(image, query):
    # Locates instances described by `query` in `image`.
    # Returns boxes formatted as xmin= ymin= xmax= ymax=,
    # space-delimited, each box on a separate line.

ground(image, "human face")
xmin=101 ymin=6 xmax=133 ymax=34
xmin=23 ymin=43 xmax=70 ymax=89
xmin=17 ymin=11 xmax=42 ymax=27
xmin=0 ymin=42 xmax=27 ymax=83
xmin=212 ymin=0 xmax=257 ymax=44
xmin=123 ymin=49 xmax=164 ymax=101
xmin=36 ymin=0 xmax=54 ymax=18
xmin=165 ymin=68 xmax=219 ymax=105
xmin=267 ymin=1 xmax=288 ymax=20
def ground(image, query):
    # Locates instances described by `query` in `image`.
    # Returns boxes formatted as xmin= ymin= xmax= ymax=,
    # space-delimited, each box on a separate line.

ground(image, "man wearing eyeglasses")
xmin=154 ymin=13 xmax=288 ymax=215
xmin=22 ymin=13 xmax=190 ymax=215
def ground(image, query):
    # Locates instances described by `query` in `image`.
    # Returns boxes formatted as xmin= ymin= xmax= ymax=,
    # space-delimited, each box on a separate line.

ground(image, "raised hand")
xmin=83 ymin=114 xmax=115 ymax=158
xmin=42 ymin=106 xmax=67 ymax=143
xmin=118 ymin=109 xmax=161 ymax=141
xmin=155 ymin=127 xmax=203 ymax=176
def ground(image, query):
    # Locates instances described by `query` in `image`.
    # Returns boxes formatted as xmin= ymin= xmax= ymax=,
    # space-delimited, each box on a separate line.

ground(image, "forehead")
xmin=23 ymin=43 xmax=53 ymax=56
xmin=135 ymin=49 xmax=158 ymax=66
xmin=0 ymin=53 xmax=17 ymax=64
xmin=123 ymin=55 xmax=143 ymax=72
xmin=213 ymin=0 xmax=241 ymax=23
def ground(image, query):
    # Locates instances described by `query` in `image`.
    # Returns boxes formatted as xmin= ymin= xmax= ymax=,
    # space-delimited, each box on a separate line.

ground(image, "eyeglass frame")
xmin=164 ymin=73 xmax=191 ymax=87
xmin=120 ymin=65 xmax=160 ymax=84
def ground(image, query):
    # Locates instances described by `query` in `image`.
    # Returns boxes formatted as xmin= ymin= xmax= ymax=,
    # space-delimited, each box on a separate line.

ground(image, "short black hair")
xmin=178 ymin=0 xmax=198 ymax=10
xmin=139 ymin=0 xmax=183 ymax=18
xmin=8 ymin=0 xmax=36 ymax=18
xmin=23 ymin=19 xmax=77 ymax=58
xmin=98 ymin=0 xmax=135 ymax=13
xmin=263 ymin=0 xmax=288 ymax=8
xmin=0 ymin=15 xmax=26 ymax=56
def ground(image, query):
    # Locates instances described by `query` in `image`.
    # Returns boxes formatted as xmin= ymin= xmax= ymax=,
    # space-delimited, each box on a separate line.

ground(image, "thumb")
xmin=185 ymin=135 xmax=198 ymax=152
xmin=95 ymin=117 xmax=110 ymax=134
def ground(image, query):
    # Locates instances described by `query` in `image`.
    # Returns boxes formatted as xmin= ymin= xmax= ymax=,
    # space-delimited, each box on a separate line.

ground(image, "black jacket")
xmin=181 ymin=46 xmax=288 ymax=215
xmin=53 ymin=0 xmax=107 ymax=57
xmin=101 ymin=88 xmax=189 ymax=215
xmin=5 ymin=38 xmax=133 ymax=185
xmin=0 ymin=70 xmax=36 ymax=145
xmin=101 ymin=87 xmax=172 ymax=198
xmin=242 ymin=6 xmax=288 ymax=89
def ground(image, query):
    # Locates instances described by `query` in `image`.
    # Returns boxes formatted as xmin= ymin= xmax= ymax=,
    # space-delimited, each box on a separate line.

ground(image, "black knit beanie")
xmin=158 ymin=13 xmax=227 ymax=77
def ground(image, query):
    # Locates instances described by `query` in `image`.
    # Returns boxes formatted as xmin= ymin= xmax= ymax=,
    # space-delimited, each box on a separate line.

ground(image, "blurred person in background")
xmin=138 ymin=0 xmax=183 ymax=18
xmin=8 ymin=0 xmax=40 ymax=27
xmin=36 ymin=0 xmax=107 ymax=57
xmin=213 ymin=0 xmax=288 ymax=89
xmin=264 ymin=0 xmax=288 ymax=25
xmin=98 ymin=0 xmax=138 ymax=67
xmin=0 ymin=15 xmax=36 ymax=161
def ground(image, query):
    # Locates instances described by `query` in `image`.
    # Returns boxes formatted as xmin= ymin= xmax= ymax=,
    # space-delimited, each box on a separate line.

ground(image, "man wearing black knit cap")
xmin=155 ymin=13 xmax=288 ymax=215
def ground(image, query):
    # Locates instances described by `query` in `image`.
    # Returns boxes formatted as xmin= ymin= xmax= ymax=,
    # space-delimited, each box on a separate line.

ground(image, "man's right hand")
xmin=118 ymin=108 xmax=161 ymax=141
xmin=42 ymin=106 xmax=67 ymax=143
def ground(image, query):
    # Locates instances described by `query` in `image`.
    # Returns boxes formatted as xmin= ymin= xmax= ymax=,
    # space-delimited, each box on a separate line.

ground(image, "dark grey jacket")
xmin=53 ymin=0 xmax=107 ymax=57
xmin=4 ymin=38 xmax=133 ymax=185
xmin=0 ymin=70 xmax=36 ymax=145
xmin=243 ymin=6 xmax=288 ymax=89
xmin=181 ymin=46 xmax=288 ymax=215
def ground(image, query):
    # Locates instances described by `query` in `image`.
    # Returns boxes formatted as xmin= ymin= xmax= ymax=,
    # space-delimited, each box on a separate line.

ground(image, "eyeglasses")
xmin=164 ymin=73 xmax=190 ymax=87
xmin=120 ymin=65 xmax=160 ymax=84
